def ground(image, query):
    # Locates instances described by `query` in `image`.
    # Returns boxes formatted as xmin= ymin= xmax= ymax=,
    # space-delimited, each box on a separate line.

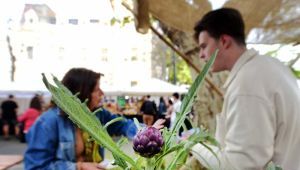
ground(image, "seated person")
xmin=25 ymin=68 xmax=164 ymax=170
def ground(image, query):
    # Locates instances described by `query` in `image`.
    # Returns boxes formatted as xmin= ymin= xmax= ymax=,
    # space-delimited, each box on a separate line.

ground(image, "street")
xmin=0 ymin=137 xmax=26 ymax=170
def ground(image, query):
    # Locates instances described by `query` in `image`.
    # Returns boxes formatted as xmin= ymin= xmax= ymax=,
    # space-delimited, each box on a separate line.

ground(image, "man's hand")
xmin=77 ymin=162 xmax=105 ymax=170
xmin=152 ymin=118 xmax=166 ymax=129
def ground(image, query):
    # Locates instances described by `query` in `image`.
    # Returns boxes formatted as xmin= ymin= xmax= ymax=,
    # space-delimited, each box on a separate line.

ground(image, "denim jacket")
xmin=24 ymin=107 xmax=137 ymax=170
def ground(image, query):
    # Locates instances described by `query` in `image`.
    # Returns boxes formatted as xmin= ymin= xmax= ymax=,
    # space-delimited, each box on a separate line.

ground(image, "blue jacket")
xmin=24 ymin=107 xmax=137 ymax=170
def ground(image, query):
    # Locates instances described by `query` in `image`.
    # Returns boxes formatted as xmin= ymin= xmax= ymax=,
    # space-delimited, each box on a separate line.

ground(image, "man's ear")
xmin=220 ymin=34 xmax=232 ymax=49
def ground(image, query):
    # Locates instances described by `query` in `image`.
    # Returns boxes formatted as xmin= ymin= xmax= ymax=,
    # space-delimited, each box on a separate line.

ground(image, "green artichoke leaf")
xmin=42 ymin=74 xmax=137 ymax=169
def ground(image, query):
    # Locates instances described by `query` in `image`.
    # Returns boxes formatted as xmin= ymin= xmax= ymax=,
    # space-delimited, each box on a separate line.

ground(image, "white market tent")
xmin=0 ymin=78 xmax=188 ymax=113
xmin=120 ymin=78 xmax=188 ymax=96
xmin=0 ymin=81 xmax=51 ymax=115
xmin=101 ymin=78 xmax=188 ymax=96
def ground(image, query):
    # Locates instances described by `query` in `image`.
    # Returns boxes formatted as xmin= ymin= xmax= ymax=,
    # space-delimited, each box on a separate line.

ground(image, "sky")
xmin=208 ymin=0 xmax=228 ymax=9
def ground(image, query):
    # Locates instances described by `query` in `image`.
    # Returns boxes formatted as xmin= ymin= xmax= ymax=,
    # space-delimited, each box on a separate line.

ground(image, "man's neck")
xmin=226 ymin=45 xmax=247 ymax=71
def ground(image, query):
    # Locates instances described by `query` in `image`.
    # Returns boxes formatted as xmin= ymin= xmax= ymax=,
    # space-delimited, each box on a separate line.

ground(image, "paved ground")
xmin=0 ymin=136 xmax=135 ymax=170
xmin=0 ymin=136 xmax=26 ymax=170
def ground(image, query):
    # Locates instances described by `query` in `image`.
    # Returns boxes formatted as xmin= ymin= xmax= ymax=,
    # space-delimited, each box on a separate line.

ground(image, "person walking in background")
xmin=17 ymin=94 xmax=43 ymax=142
xmin=164 ymin=98 xmax=174 ymax=129
xmin=191 ymin=8 xmax=300 ymax=169
xmin=25 ymin=68 xmax=164 ymax=170
xmin=170 ymin=92 xmax=181 ymax=129
xmin=1 ymin=94 xmax=19 ymax=140
xmin=140 ymin=95 xmax=157 ymax=126
xmin=157 ymin=96 xmax=167 ymax=119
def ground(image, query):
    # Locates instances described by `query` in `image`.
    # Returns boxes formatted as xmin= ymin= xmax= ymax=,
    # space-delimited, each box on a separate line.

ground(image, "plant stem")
xmin=146 ymin=158 xmax=155 ymax=170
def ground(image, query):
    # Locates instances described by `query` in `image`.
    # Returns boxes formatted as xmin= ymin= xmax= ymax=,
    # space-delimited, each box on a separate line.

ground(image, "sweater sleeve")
xmin=18 ymin=110 xmax=29 ymax=122
xmin=192 ymin=95 xmax=276 ymax=169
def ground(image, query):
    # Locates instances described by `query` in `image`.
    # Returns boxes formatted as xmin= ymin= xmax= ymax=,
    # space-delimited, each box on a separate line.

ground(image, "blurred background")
xmin=0 ymin=0 xmax=299 ymax=115
xmin=0 ymin=0 xmax=299 ymax=169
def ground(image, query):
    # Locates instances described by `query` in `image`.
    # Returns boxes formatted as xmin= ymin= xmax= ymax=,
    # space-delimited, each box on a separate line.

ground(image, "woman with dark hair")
xmin=17 ymin=94 xmax=42 ymax=141
xmin=24 ymin=68 xmax=164 ymax=170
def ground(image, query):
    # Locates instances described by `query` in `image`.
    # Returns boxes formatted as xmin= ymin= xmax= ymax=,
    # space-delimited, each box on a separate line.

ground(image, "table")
xmin=0 ymin=155 xmax=23 ymax=170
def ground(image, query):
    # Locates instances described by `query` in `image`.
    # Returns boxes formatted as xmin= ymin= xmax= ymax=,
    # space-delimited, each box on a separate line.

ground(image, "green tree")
xmin=166 ymin=53 xmax=192 ymax=85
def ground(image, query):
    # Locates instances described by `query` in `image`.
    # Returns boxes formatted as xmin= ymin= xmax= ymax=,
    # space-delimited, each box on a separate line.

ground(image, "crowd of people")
xmin=102 ymin=92 xmax=190 ymax=131
xmin=0 ymin=89 xmax=184 ymax=143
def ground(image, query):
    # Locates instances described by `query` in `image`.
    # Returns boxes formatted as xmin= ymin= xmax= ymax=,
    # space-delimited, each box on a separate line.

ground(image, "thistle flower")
xmin=133 ymin=127 xmax=164 ymax=158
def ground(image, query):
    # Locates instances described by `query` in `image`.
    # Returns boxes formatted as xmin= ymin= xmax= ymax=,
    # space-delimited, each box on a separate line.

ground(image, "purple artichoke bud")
xmin=133 ymin=127 xmax=164 ymax=158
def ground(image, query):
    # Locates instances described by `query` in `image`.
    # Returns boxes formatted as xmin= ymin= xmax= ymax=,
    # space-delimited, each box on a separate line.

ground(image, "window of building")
xmin=90 ymin=19 xmax=99 ymax=23
xmin=131 ymin=56 xmax=137 ymax=61
xmin=100 ymin=48 xmax=108 ymax=61
xmin=69 ymin=19 xmax=78 ymax=25
xmin=27 ymin=46 xmax=33 ymax=59
xmin=131 ymin=81 xmax=138 ymax=87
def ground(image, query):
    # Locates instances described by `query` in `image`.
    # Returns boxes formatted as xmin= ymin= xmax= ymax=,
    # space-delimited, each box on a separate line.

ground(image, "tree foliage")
xmin=166 ymin=54 xmax=192 ymax=85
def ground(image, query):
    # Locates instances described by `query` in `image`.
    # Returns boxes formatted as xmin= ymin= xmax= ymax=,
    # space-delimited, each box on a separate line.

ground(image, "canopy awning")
xmin=122 ymin=78 xmax=188 ymax=96
xmin=132 ymin=0 xmax=300 ymax=44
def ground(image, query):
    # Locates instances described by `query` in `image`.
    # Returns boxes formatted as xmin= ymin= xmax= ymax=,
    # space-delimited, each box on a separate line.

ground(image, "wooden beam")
xmin=150 ymin=27 xmax=224 ymax=97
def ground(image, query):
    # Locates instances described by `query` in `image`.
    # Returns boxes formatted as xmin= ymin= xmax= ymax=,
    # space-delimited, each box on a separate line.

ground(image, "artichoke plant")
xmin=42 ymin=50 xmax=218 ymax=170
xmin=133 ymin=127 xmax=164 ymax=158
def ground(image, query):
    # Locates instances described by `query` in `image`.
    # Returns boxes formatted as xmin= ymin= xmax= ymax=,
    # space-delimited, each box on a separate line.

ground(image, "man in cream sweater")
xmin=191 ymin=8 xmax=300 ymax=170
